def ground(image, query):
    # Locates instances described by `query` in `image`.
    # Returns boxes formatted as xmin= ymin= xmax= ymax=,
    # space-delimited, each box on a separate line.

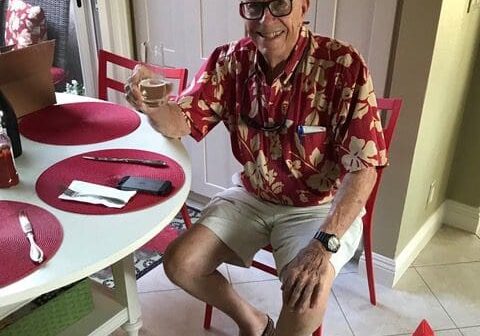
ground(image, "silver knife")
xmin=82 ymin=156 xmax=168 ymax=168
xmin=18 ymin=210 xmax=44 ymax=264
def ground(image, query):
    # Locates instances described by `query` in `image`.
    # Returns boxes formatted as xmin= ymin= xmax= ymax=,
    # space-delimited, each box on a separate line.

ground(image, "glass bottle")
xmin=0 ymin=111 xmax=19 ymax=188
xmin=0 ymin=91 xmax=22 ymax=157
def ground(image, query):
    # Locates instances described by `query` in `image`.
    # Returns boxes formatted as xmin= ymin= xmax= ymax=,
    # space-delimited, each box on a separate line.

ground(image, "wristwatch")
xmin=313 ymin=231 xmax=341 ymax=253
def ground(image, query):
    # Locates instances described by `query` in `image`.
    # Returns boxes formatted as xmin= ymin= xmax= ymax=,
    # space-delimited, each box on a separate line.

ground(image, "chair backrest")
xmin=98 ymin=49 xmax=188 ymax=101
xmin=1 ymin=0 xmax=70 ymax=69
xmin=363 ymin=97 xmax=403 ymax=225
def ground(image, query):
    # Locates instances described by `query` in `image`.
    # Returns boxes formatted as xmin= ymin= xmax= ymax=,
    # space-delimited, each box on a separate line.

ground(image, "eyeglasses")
xmin=240 ymin=113 xmax=286 ymax=132
xmin=239 ymin=0 xmax=293 ymax=20
xmin=240 ymin=77 xmax=287 ymax=132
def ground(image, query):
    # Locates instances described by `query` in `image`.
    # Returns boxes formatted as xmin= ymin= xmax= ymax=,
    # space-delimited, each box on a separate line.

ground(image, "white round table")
xmin=0 ymin=93 xmax=192 ymax=335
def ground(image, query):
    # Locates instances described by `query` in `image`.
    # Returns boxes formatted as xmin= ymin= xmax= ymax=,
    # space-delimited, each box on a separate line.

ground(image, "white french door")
xmin=72 ymin=0 xmax=98 ymax=98
xmin=133 ymin=0 xmax=244 ymax=198
xmin=73 ymin=0 xmax=135 ymax=101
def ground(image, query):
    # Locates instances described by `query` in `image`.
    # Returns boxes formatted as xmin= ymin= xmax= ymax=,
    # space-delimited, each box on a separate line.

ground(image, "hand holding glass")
xmin=139 ymin=78 xmax=172 ymax=107
xmin=141 ymin=41 xmax=172 ymax=107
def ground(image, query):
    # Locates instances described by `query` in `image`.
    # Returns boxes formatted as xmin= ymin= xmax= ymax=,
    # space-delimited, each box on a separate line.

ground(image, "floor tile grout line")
xmin=225 ymin=265 xmax=233 ymax=284
xmin=138 ymin=287 xmax=185 ymax=295
xmin=459 ymin=324 xmax=480 ymax=335
xmin=413 ymin=266 xmax=460 ymax=329
xmin=230 ymin=278 xmax=281 ymax=286
xmin=382 ymin=327 xmax=462 ymax=336
xmin=331 ymin=288 xmax=356 ymax=336
xmin=413 ymin=260 xmax=480 ymax=268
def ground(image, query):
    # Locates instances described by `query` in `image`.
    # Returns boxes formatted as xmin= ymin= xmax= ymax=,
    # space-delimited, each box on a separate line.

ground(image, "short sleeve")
xmin=177 ymin=44 xmax=236 ymax=142
xmin=333 ymin=65 xmax=388 ymax=174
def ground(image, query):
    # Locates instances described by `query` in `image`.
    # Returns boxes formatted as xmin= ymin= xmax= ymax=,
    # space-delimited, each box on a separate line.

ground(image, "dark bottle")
xmin=0 ymin=91 xmax=22 ymax=157
xmin=0 ymin=111 xmax=19 ymax=188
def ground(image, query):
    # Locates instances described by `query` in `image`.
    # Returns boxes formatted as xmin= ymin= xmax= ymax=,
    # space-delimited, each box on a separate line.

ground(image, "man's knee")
xmin=163 ymin=224 xmax=227 ymax=284
xmin=163 ymin=235 xmax=198 ymax=284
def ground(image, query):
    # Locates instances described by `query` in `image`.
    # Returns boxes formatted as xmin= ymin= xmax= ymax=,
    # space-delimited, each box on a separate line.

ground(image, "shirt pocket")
xmin=283 ymin=127 xmax=330 ymax=175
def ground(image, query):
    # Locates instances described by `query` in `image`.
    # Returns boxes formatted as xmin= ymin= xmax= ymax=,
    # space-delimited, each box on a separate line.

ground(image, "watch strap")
xmin=313 ymin=230 xmax=339 ymax=253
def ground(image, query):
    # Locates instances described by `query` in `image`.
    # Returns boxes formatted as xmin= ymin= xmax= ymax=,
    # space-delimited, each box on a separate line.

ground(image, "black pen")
xmin=82 ymin=156 xmax=168 ymax=168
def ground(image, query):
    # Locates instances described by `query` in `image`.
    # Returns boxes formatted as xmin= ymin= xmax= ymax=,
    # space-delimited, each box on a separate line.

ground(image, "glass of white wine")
xmin=140 ymin=41 xmax=171 ymax=107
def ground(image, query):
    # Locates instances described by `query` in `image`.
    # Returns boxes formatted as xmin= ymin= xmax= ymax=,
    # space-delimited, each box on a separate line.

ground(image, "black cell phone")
xmin=117 ymin=176 xmax=172 ymax=195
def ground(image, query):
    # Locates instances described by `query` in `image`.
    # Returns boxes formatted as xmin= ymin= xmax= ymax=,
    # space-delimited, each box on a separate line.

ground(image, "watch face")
xmin=328 ymin=236 xmax=340 ymax=252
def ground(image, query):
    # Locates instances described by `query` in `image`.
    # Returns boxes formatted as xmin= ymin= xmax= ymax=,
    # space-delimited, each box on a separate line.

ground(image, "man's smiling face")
xmin=243 ymin=0 xmax=309 ymax=68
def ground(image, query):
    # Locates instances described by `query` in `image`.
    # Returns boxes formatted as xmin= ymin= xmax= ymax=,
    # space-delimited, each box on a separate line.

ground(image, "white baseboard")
xmin=186 ymin=191 xmax=210 ymax=210
xmin=359 ymin=202 xmax=446 ymax=287
xmin=444 ymin=200 xmax=480 ymax=236
xmin=358 ymin=252 xmax=396 ymax=287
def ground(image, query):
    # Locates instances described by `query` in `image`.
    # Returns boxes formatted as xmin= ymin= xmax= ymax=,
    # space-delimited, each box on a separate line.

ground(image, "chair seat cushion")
xmin=4 ymin=0 xmax=47 ymax=49
xmin=50 ymin=66 xmax=65 ymax=85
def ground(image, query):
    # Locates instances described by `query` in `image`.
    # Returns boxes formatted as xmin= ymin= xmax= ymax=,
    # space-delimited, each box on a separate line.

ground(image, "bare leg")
xmin=275 ymin=263 xmax=336 ymax=336
xmin=163 ymin=224 xmax=268 ymax=336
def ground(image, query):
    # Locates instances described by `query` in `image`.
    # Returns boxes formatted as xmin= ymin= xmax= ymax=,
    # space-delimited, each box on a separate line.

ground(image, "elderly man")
xmin=125 ymin=0 xmax=385 ymax=335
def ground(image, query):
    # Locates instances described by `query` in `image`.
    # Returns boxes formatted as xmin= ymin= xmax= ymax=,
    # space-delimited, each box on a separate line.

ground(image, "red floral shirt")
xmin=178 ymin=27 xmax=387 ymax=206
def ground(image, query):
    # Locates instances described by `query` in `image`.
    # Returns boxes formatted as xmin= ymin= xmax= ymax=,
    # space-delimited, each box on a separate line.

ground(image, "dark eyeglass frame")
xmin=240 ymin=112 xmax=286 ymax=132
xmin=239 ymin=76 xmax=287 ymax=132
xmin=239 ymin=0 xmax=293 ymax=20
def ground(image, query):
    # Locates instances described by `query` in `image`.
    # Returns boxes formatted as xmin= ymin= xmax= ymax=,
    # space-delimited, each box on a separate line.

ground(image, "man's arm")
xmin=143 ymin=102 xmax=191 ymax=138
xmin=281 ymin=167 xmax=377 ymax=312
xmin=320 ymin=166 xmax=377 ymax=237
xmin=125 ymin=64 xmax=191 ymax=138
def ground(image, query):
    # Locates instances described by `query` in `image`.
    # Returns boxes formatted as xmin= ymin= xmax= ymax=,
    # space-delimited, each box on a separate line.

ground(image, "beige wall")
xmin=396 ymin=0 xmax=480 ymax=252
xmin=372 ymin=0 xmax=442 ymax=258
xmin=448 ymin=44 xmax=480 ymax=207
xmin=375 ymin=0 xmax=480 ymax=257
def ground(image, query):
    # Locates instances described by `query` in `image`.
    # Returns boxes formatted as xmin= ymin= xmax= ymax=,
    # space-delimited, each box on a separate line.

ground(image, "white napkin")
xmin=59 ymin=180 xmax=137 ymax=208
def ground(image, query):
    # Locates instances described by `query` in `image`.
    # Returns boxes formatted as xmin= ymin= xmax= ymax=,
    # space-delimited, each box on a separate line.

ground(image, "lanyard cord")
xmin=240 ymin=32 xmax=312 ymax=132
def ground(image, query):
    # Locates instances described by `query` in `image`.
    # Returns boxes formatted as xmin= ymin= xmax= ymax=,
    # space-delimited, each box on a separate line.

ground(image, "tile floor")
xmin=113 ymin=225 xmax=480 ymax=336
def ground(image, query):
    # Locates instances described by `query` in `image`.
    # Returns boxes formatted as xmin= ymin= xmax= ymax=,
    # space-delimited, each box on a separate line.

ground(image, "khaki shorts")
xmin=197 ymin=186 xmax=364 ymax=277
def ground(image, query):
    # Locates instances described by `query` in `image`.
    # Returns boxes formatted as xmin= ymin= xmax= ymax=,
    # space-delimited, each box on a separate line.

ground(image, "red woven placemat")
xmin=35 ymin=149 xmax=185 ymax=215
xmin=0 ymin=201 xmax=63 ymax=288
xmin=19 ymin=102 xmax=140 ymax=145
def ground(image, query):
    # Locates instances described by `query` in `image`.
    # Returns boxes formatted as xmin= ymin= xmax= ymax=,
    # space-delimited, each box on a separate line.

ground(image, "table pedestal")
xmin=112 ymin=256 xmax=143 ymax=336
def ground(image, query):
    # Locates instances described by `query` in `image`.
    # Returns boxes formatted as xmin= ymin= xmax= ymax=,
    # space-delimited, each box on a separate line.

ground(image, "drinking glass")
xmin=143 ymin=41 xmax=165 ymax=67
xmin=140 ymin=41 xmax=171 ymax=107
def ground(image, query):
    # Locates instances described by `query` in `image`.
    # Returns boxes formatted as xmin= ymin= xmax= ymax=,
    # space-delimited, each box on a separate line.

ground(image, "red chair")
xmin=97 ymin=49 xmax=192 ymax=229
xmin=203 ymin=98 xmax=403 ymax=336
xmin=98 ymin=49 xmax=188 ymax=101
xmin=412 ymin=320 xmax=435 ymax=336
xmin=363 ymin=98 xmax=402 ymax=306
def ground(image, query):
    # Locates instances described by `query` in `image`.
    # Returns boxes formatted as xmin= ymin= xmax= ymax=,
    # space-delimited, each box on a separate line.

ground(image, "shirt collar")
xmin=252 ymin=26 xmax=311 ymax=85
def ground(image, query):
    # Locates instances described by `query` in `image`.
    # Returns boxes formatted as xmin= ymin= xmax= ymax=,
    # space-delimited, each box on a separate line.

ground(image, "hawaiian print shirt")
xmin=177 ymin=26 xmax=387 ymax=207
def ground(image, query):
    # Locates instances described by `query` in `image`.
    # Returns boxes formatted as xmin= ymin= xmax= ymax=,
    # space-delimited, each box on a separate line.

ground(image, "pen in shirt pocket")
xmin=297 ymin=125 xmax=327 ymax=137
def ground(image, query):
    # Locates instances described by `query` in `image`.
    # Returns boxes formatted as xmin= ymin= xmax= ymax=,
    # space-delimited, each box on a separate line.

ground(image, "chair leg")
xmin=180 ymin=203 xmax=192 ymax=229
xmin=312 ymin=324 xmax=322 ymax=336
xmin=204 ymin=304 xmax=213 ymax=329
xmin=364 ymin=224 xmax=377 ymax=305
xmin=251 ymin=260 xmax=277 ymax=276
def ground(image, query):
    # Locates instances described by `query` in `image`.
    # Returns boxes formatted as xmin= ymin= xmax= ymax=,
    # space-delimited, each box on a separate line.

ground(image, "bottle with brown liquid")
xmin=0 ymin=111 xmax=19 ymax=188
xmin=0 ymin=92 xmax=22 ymax=157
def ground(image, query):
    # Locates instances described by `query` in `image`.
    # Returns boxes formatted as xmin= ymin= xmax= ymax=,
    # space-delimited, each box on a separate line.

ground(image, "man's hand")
xmin=281 ymin=239 xmax=331 ymax=313
xmin=124 ymin=64 xmax=190 ymax=138
xmin=125 ymin=64 xmax=172 ymax=112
